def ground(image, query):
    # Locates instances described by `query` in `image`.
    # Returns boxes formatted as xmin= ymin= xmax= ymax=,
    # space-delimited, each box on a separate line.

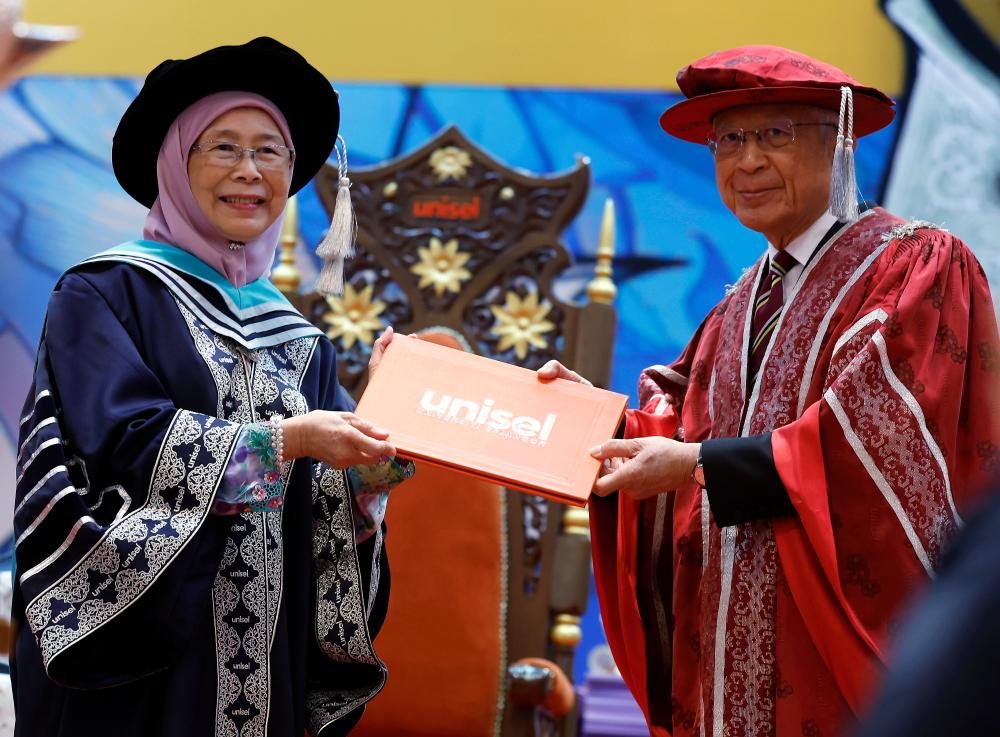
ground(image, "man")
xmin=540 ymin=46 xmax=1000 ymax=736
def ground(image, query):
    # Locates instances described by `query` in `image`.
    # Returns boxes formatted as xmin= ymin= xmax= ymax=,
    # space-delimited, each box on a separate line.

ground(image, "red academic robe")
xmin=591 ymin=208 xmax=1000 ymax=737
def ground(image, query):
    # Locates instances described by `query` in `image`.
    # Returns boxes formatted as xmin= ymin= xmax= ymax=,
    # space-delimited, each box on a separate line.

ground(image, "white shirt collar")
xmin=766 ymin=210 xmax=840 ymax=267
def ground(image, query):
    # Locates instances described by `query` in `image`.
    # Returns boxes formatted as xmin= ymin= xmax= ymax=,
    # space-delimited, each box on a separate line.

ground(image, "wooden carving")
xmin=309 ymin=125 xmax=590 ymax=398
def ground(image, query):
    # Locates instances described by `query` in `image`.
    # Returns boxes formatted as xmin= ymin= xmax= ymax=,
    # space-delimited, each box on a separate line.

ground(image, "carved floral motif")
xmin=410 ymin=237 xmax=472 ymax=296
xmin=312 ymin=127 xmax=588 ymax=391
xmin=323 ymin=283 xmax=386 ymax=349
xmin=429 ymin=146 xmax=472 ymax=181
xmin=490 ymin=291 xmax=556 ymax=360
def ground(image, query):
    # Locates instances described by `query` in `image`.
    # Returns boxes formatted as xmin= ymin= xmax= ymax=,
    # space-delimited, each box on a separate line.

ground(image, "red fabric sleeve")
xmin=589 ymin=401 xmax=680 ymax=737
xmin=625 ymin=402 xmax=680 ymax=440
xmin=772 ymin=406 xmax=883 ymax=714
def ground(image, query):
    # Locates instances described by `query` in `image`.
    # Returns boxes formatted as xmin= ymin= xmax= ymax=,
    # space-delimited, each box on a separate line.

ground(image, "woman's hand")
xmin=590 ymin=437 xmax=700 ymax=499
xmin=368 ymin=326 xmax=395 ymax=378
xmin=537 ymin=359 xmax=593 ymax=386
xmin=282 ymin=411 xmax=396 ymax=469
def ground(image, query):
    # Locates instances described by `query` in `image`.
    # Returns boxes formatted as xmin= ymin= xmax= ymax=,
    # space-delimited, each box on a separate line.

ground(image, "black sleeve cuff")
xmin=702 ymin=433 xmax=796 ymax=527
xmin=614 ymin=416 xmax=626 ymax=439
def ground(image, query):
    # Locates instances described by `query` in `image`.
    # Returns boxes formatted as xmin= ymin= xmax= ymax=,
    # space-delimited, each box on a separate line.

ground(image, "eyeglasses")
xmin=707 ymin=120 xmax=835 ymax=158
xmin=190 ymin=140 xmax=295 ymax=170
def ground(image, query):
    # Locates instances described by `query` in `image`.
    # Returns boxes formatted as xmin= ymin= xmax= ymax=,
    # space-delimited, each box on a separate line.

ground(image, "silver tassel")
xmin=829 ymin=86 xmax=859 ymax=222
xmin=315 ymin=135 xmax=356 ymax=296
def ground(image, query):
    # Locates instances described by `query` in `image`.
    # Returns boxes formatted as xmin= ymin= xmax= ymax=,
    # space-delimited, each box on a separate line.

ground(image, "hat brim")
xmin=659 ymin=86 xmax=895 ymax=145
xmin=113 ymin=38 xmax=339 ymax=208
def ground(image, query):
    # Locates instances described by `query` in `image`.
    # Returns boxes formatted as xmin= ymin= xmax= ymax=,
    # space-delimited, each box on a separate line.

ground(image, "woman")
xmin=11 ymin=37 xmax=410 ymax=736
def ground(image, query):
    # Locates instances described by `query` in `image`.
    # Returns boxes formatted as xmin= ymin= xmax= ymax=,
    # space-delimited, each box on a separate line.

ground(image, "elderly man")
xmin=541 ymin=46 xmax=1000 ymax=736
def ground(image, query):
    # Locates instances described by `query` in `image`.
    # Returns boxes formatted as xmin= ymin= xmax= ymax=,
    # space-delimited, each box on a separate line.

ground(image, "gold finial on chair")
xmin=562 ymin=506 xmax=590 ymax=538
xmin=550 ymin=614 xmax=583 ymax=648
xmin=586 ymin=198 xmax=617 ymax=305
xmin=272 ymin=195 xmax=302 ymax=296
xmin=548 ymin=504 xmax=591 ymax=657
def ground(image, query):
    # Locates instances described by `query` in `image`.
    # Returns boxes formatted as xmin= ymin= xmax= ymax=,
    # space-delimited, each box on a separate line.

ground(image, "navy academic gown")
xmin=12 ymin=241 xmax=388 ymax=737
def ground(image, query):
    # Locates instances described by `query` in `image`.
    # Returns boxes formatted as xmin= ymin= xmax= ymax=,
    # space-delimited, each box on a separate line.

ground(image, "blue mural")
xmin=0 ymin=76 xmax=899 ymax=684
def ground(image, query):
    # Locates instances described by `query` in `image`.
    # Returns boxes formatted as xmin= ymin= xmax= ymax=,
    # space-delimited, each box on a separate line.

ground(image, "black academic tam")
xmin=112 ymin=36 xmax=339 ymax=208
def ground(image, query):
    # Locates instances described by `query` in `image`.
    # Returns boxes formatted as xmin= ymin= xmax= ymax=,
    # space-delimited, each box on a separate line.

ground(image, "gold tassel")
xmin=315 ymin=135 xmax=356 ymax=296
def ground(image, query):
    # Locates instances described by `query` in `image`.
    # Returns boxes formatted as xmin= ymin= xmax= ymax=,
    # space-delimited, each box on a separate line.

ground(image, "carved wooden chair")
xmin=275 ymin=126 xmax=618 ymax=737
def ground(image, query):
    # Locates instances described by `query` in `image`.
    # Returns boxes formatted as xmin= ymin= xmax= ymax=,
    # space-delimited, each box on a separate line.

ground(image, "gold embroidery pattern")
xmin=307 ymin=464 xmax=385 ymax=733
xmin=179 ymin=300 xmax=314 ymax=737
xmin=306 ymin=683 xmax=386 ymax=736
xmin=311 ymin=465 xmax=378 ymax=664
xmin=26 ymin=411 xmax=238 ymax=668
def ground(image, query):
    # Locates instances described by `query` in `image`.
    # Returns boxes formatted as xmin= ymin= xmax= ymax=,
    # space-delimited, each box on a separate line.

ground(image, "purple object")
xmin=579 ymin=673 xmax=648 ymax=737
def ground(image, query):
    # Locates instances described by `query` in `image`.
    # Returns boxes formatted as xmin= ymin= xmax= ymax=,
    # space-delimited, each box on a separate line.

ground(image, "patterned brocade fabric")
xmin=213 ymin=423 xmax=285 ymax=514
xmin=214 ymin=421 xmax=415 ymax=543
xmin=347 ymin=458 xmax=415 ymax=543
xmin=591 ymin=209 xmax=1000 ymax=737
xmin=11 ymin=246 xmax=389 ymax=737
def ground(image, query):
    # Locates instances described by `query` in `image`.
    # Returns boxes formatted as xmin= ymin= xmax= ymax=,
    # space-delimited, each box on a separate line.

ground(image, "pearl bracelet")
xmin=269 ymin=415 xmax=285 ymax=469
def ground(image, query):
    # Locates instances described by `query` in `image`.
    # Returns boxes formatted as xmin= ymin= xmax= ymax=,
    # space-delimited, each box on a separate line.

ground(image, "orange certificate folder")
xmin=355 ymin=338 xmax=628 ymax=507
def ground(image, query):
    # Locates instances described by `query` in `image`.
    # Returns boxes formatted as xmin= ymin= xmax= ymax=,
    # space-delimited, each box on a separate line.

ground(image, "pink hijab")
xmin=143 ymin=91 xmax=294 ymax=288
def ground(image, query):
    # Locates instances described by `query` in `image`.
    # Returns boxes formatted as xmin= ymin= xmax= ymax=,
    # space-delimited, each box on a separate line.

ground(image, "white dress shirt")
xmin=766 ymin=210 xmax=840 ymax=299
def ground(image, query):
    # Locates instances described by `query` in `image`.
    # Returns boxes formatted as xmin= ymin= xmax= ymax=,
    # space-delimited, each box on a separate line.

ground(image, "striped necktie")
xmin=749 ymin=249 xmax=798 ymax=386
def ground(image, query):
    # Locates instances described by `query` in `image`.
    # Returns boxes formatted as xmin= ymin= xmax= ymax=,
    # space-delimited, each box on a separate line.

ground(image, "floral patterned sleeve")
xmin=347 ymin=458 xmax=415 ymax=543
xmin=213 ymin=423 xmax=415 ymax=536
xmin=212 ymin=423 xmax=285 ymax=515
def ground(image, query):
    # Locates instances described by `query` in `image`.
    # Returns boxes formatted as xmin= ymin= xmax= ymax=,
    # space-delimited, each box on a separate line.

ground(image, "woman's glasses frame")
xmin=190 ymin=140 xmax=296 ymax=170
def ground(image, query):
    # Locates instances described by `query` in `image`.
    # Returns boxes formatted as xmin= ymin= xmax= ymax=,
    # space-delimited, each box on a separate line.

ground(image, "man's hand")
xmin=537 ymin=359 xmax=593 ymax=386
xmin=590 ymin=437 xmax=700 ymax=499
xmin=283 ymin=411 xmax=396 ymax=469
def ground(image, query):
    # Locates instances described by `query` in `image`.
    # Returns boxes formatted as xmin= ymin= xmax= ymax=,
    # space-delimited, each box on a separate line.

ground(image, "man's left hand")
xmin=590 ymin=437 xmax=700 ymax=499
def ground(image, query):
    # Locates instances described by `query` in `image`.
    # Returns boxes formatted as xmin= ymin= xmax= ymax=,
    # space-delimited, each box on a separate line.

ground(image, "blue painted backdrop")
xmin=0 ymin=77 xmax=899 ymax=683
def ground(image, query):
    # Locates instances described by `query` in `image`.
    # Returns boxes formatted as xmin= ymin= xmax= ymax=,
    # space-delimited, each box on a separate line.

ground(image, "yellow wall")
xmin=24 ymin=0 xmax=905 ymax=92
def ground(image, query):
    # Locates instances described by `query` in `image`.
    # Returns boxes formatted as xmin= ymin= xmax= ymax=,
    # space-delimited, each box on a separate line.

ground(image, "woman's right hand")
xmin=537 ymin=360 xmax=593 ymax=386
xmin=282 ymin=411 xmax=396 ymax=469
